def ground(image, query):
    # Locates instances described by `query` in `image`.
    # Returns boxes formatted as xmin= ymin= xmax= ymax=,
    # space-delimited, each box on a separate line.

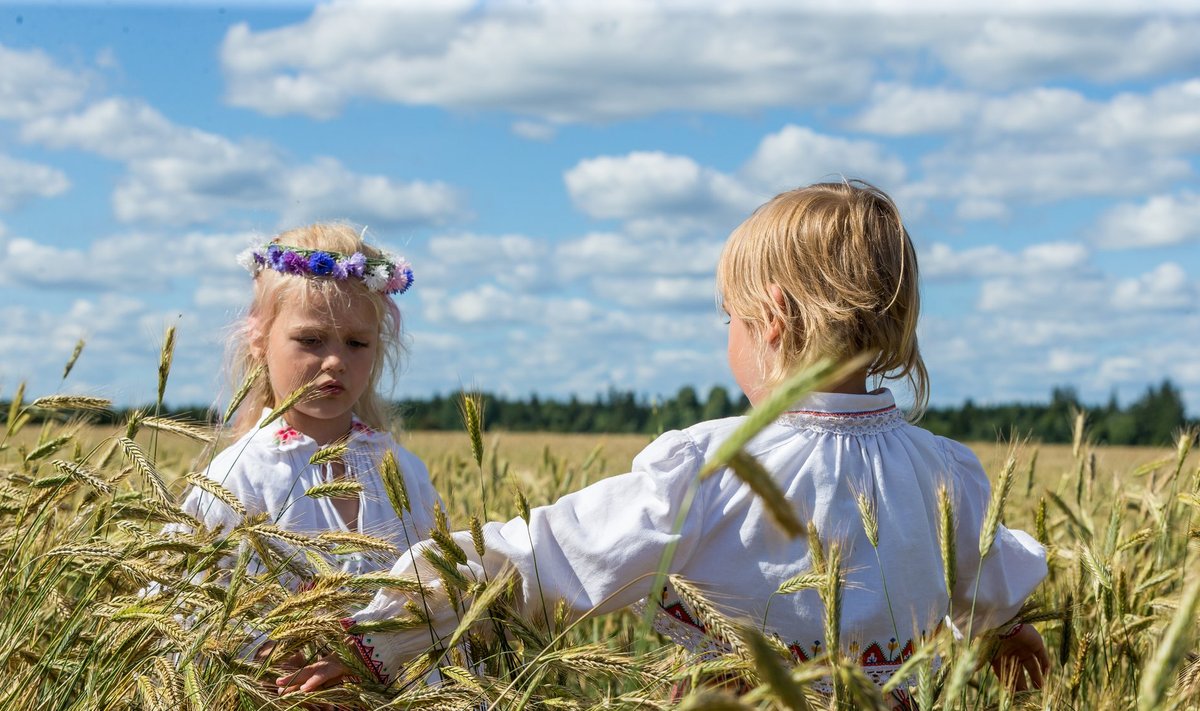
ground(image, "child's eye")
xmin=294 ymin=336 xmax=320 ymax=346
xmin=348 ymin=339 xmax=370 ymax=349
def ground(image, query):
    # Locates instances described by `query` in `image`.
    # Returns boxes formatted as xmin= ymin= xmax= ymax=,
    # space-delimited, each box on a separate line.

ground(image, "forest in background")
xmin=8 ymin=378 xmax=1193 ymax=447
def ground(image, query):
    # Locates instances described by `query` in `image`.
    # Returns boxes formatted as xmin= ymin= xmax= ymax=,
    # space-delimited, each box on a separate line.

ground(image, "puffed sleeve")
xmin=343 ymin=430 xmax=706 ymax=683
xmin=943 ymin=440 xmax=1047 ymax=635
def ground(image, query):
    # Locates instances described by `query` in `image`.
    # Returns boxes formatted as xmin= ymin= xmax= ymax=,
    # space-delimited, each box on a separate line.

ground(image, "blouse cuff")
xmin=341 ymin=617 xmax=393 ymax=685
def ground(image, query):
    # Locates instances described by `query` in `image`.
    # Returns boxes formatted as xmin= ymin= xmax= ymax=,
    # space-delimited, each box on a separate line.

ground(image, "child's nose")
xmin=321 ymin=347 xmax=347 ymax=373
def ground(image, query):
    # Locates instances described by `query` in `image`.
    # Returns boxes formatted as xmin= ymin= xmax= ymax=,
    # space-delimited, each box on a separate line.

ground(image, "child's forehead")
xmin=274 ymin=289 xmax=378 ymax=331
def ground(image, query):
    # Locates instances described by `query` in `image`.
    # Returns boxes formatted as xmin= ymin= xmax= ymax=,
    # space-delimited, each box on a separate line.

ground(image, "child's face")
xmin=259 ymin=290 xmax=379 ymax=443
xmin=727 ymin=313 xmax=768 ymax=406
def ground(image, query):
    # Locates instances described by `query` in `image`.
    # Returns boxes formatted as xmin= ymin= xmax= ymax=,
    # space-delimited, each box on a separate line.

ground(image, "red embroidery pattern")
xmin=274 ymin=426 xmax=301 ymax=445
xmin=341 ymin=617 xmax=389 ymax=684
xmin=351 ymin=421 xmax=375 ymax=436
xmin=784 ymin=405 xmax=898 ymax=418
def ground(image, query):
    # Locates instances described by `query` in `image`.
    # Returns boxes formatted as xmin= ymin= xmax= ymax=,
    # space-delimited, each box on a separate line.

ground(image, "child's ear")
xmin=765 ymin=285 xmax=787 ymax=348
xmin=247 ymin=315 xmax=266 ymax=360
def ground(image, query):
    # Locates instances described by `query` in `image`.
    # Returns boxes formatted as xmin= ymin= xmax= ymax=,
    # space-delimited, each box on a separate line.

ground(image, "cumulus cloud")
xmin=741 ymin=125 xmax=907 ymax=189
xmin=565 ymin=151 xmax=757 ymax=221
xmin=21 ymin=98 xmax=464 ymax=227
xmin=0 ymin=43 xmax=91 ymax=121
xmin=0 ymin=154 xmax=70 ymax=210
xmin=565 ymin=125 xmax=907 ymax=228
xmin=922 ymin=241 xmax=1091 ymax=281
xmin=0 ymin=228 xmax=255 ymax=290
xmin=1092 ymin=191 xmax=1200 ymax=249
xmin=219 ymin=4 xmax=1200 ymax=123
xmin=935 ymin=16 xmax=1200 ymax=89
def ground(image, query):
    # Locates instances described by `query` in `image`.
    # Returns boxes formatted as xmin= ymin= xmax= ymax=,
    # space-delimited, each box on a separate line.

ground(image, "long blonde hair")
xmin=226 ymin=223 xmax=404 ymax=437
xmin=716 ymin=180 xmax=928 ymax=417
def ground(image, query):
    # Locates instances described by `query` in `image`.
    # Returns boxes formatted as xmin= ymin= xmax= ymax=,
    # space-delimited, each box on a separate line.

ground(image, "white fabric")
xmin=350 ymin=389 xmax=1046 ymax=688
xmin=178 ymin=410 xmax=442 ymax=578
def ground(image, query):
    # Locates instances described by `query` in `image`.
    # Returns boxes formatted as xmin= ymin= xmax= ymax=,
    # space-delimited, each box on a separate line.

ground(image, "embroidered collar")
xmin=778 ymin=389 xmax=904 ymax=435
xmin=253 ymin=409 xmax=388 ymax=452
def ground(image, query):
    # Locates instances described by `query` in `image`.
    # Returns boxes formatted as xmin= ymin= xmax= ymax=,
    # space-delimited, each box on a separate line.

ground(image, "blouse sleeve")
xmin=943 ymin=440 xmax=1047 ymax=635
xmin=343 ymin=430 xmax=706 ymax=683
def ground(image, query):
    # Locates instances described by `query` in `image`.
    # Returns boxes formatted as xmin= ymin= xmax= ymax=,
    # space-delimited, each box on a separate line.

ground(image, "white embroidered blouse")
xmin=178 ymin=410 xmax=443 ymax=577
xmin=344 ymin=390 xmax=1046 ymax=688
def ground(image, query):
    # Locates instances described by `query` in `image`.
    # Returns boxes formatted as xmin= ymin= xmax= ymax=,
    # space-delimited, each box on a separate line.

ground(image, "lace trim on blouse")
xmin=778 ymin=404 xmax=904 ymax=436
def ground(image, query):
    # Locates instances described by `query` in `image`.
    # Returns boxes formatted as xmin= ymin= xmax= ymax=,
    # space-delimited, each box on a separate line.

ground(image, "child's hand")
xmin=276 ymin=655 xmax=354 ymax=695
xmin=990 ymin=624 xmax=1051 ymax=692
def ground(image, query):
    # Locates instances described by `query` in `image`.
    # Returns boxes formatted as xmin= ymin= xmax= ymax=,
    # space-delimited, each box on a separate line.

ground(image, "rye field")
xmin=1 ymin=356 xmax=1198 ymax=709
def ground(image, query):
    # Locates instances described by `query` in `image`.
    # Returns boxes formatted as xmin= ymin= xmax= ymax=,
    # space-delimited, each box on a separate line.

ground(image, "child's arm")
xmin=990 ymin=624 xmax=1050 ymax=691
xmin=299 ymin=431 xmax=706 ymax=686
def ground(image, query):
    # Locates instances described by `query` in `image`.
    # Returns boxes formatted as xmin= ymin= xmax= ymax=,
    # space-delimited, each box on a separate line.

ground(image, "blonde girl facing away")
xmin=281 ymin=182 xmax=1049 ymax=703
xmin=172 ymin=223 xmax=442 ymax=655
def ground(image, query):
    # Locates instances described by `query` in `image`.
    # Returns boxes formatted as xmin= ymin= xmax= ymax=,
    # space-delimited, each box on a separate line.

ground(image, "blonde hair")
xmin=716 ymin=180 xmax=928 ymax=417
xmin=227 ymin=222 xmax=404 ymax=437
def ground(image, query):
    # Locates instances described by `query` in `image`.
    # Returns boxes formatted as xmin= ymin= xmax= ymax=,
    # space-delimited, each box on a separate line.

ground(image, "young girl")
xmin=173 ymin=223 xmax=442 ymax=648
xmin=280 ymin=183 xmax=1050 ymax=700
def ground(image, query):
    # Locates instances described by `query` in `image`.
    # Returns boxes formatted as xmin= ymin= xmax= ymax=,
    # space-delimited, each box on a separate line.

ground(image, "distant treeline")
xmin=396 ymin=379 xmax=1193 ymax=446
xmin=8 ymin=379 xmax=1194 ymax=447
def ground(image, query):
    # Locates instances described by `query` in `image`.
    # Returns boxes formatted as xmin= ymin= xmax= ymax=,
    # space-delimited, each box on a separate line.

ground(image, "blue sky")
xmin=1 ymin=1 xmax=1198 ymax=416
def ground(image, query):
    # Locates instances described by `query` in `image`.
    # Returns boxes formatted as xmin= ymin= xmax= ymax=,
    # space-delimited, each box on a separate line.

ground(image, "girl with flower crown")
xmin=281 ymin=183 xmax=1049 ymax=705
xmin=168 ymin=223 xmax=442 ymax=662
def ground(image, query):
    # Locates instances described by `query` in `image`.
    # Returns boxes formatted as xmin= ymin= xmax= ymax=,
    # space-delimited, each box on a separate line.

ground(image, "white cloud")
xmin=922 ymin=241 xmax=1090 ymax=281
xmin=1093 ymin=192 xmax=1200 ymax=249
xmin=936 ymin=17 xmax=1200 ymax=89
xmin=1111 ymin=262 xmax=1195 ymax=312
xmin=0 ymin=228 xmax=255 ymax=290
xmin=565 ymin=125 xmax=907 ymax=228
xmin=848 ymin=84 xmax=981 ymax=136
xmin=741 ymin=125 xmax=907 ymax=190
xmin=22 ymin=98 xmax=464 ymax=227
xmin=565 ymin=151 xmax=755 ymax=221
xmin=219 ymin=5 xmax=1200 ymax=124
xmin=219 ymin=1 xmax=878 ymax=122
xmin=0 ymin=154 xmax=70 ymax=210
xmin=0 ymin=43 xmax=91 ymax=121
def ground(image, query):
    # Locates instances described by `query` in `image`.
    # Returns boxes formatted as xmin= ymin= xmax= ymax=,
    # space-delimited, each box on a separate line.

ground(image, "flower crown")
xmin=238 ymin=243 xmax=414 ymax=295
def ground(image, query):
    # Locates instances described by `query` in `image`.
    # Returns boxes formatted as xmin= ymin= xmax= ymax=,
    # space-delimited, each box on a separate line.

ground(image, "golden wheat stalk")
xmin=979 ymin=451 xmax=1016 ymax=559
xmin=23 ymin=435 xmax=72 ymax=464
xmin=184 ymin=472 xmax=246 ymax=516
xmin=1138 ymin=575 xmax=1200 ymax=710
xmin=317 ymin=530 xmax=397 ymax=554
xmin=141 ymin=416 xmax=214 ymax=443
xmin=937 ymin=484 xmax=957 ymax=599
xmin=118 ymin=436 xmax=171 ymax=502
xmin=258 ymin=377 xmax=322 ymax=429
xmin=442 ymin=566 xmax=516 ymax=651
xmin=60 ymin=338 xmax=85 ymax=381
xmin=669 ymin=574 xmax=751 ymax=662
xmin=743 ymin=625 xmax=814 ymax=710
xmin=223 ymin=364 xmax=264 ymax=424
xmin=380 ymin=449 xmax=411 ymax=514
xmin=28 ymin=395 xmax=112 ymax=412
xmin=309 ymin=441 xmax=349 ymax=466
xmin=4 ymin=381 xmax=26 ymax=437
xmin=725 ymin=450 xmax=804 ymax=538
xmin=156 ymin=324 xmax=176 ymax=408
xmin=51 ymin=459 xmax=113 ymax=494
xmin=460 ymin=391 xmax=485 ymax=468
xmin=305 ymin=480 xmax=363 ymax=499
